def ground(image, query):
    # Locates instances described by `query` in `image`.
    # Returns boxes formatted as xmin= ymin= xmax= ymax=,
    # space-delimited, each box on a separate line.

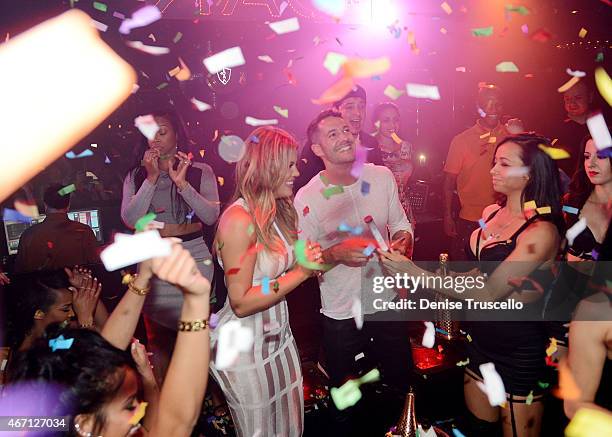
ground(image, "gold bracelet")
xmin=128 ymin=275 xmax=151 ymax=296
xmin=177 ymin=319 xmax=209 ymax=332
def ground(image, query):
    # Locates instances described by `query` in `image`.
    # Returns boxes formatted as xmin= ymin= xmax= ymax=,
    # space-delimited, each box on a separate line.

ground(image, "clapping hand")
xmin=168 ymin=151 xmax=192 ymax=191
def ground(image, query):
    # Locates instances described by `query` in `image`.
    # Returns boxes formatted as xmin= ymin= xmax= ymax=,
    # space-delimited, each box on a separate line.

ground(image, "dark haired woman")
xmin=121 ymin=109 xmax=219 ymax=383
xmin=379 ymin=134 xmax=564 ymax=437
xmin=7 ymin=241 xmax=212 ymax=437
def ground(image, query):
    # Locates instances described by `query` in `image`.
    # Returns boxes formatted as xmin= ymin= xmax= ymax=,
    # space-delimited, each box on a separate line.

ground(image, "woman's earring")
xmin=74 ymin=422 xmax=92 ymax=437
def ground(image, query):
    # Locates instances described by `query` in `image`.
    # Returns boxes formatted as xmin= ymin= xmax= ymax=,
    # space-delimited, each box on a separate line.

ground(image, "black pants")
xmin=322 ymin=316 xmax=413 ymax=435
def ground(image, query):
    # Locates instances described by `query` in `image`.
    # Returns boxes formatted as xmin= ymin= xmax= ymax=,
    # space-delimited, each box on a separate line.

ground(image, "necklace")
xmin=484 ymin=210 xmax=525 ymax=241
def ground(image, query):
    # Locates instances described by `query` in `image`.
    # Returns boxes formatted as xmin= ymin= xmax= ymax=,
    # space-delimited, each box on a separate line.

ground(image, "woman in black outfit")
xmin=379 ymin=134 xmax=564 ymax=437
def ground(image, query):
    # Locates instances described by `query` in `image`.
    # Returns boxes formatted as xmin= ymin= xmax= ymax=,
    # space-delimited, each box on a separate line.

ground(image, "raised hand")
xmin=168 ymin=151 xmax=192 ymax=191
xmin=72 ymin=275 xmax=102 ymax=327
xmin=131 ymin=339 xmax=156 ymax=385
xmin=143 ymin=148 xmax=161 ymax=183
xmin=64 ymin=266 xmax=92 ymax=289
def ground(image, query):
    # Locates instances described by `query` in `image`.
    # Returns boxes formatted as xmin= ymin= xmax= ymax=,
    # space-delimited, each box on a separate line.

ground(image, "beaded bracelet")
xmin=177 ymin=319 xmax=209 ymax=332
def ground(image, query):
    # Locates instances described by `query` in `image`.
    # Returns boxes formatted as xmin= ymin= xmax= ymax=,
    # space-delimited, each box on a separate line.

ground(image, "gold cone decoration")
xmin=393 ymin=387 xmax=417 ymax=437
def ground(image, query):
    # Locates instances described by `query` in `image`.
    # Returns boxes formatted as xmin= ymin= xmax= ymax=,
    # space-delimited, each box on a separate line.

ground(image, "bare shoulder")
xmin=482 ymin=203 xmax=501 ymax=220
xmin=218 ymin=204 xmax=255 ymax=241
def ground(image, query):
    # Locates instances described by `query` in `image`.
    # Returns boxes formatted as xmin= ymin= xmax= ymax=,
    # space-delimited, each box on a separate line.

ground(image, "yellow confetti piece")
xmin=440 ymin=27 xmax=447 ymax=34
xmin=524 ymin=200 xmax=537 ymax=211
xmin=479 ymin=132 xmax=491 ymax=139
xmin=169 ymin=65 xmax=181 ymax=77
xmin=383 ymin=84 xmax=405 ymax=100
xmin=536 ymin=206 xmax=551 ymax=214
xmin=466 ymin=334 xmax=472 ymax=342
xmin=526 ymin=390 xmax=534 ymax=405
xmin=595 ymin=67 xmax=612 ymax=107
xmin=551 ymin=138 xmax=559 ymax=145
xmin=558 ymin=76 xmax=580 ymax=93
xmin=217 ymin=176 xmax=224 ymax=186
xmin=546 ymin=337 xmax=557 ymax=356
xmin=578 ymin=27 xmax=587 ymax=38
xmin=538 ymin=144 xmax=570 ymax=160
xmin=488 ymin=136 xmax=497 ymax=143
xmin=391 ymin=132 xmax=402 ymax=144
xmin=441 ymin=1 xmax=452 ymax=14
xmin=175 ymin=57 xmax=191 ymax=81
xmin=273 ymin=105 xmax=289 ymax=118
xmin=129 ymin=402 xmax=148 ymax=425
xmin=565 ymin=408 xmax=612 ymax=437
xmin=199 ymin=149 xmax=205 ymax=158
xmin=342 ymin=56 xmax=391 ymax=79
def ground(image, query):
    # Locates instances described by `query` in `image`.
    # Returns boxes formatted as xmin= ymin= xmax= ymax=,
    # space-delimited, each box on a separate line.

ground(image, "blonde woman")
xmin=210 ymin=127 xmax=323 ymax=437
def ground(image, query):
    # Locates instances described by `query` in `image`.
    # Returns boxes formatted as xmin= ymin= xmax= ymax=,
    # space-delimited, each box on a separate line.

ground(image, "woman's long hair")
xmin=494 ymin=133 xmax=564 ymax=233
xmin=230 ymin=127 xmax=299 ymax=252
xmin=126 ymin=109 xmax=192 ymax=223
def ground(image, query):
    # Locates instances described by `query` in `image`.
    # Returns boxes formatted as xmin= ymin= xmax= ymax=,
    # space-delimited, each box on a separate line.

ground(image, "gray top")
xmin=121 ymin=162 xmax=220 ymax=229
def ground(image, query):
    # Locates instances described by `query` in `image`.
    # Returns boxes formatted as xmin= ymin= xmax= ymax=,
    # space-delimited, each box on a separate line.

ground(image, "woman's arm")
xmin=379 ymin=220 xmax=560 ymax=302
xmin=178 ymin=164 xmax=220 ymax=225
xmin=121 ymin=172 xmax=156 ymax=229
xmin=218 ymin=206 xmax=321 ymax=318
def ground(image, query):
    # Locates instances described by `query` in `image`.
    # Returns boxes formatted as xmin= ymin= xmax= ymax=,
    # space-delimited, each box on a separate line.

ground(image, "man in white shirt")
xmin=294 ymin=109 xmax=414 ymax=428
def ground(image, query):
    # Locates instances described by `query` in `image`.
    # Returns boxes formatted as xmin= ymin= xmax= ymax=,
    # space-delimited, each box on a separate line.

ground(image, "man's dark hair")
xmin=43 ymin=183 xmax=70 ymax=210
xmin=306 ymin=109 xmax=343 ymax=147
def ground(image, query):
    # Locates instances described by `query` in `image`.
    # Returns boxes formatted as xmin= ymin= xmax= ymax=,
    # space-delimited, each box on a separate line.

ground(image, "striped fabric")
xmin=210 ymin=199 xmax=304 ymax=437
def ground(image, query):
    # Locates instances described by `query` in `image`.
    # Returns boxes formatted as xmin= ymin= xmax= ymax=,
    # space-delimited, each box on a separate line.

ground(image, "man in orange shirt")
xmin=443 ymin=84 xmax=523 ymax=260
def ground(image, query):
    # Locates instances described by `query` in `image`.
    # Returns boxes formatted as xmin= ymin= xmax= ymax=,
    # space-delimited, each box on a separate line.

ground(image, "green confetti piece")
xmin=173 ymin=32 xmax=183 ymax=43
xmin=330 ymin=369 xmax=380 ymax=410
xmin=596 ymin=52 xmax=604 ymax=63
xmin=526 ymin=390 xmax=534 ymax=405
xmin=322 ymin=185 xmax=344 ymax=199
xmin=58 ymin=184 xmax=76 ymax=196
xmin=496 ymin=61 xmax=519 ymax=73
xmin=135 ymin=212 xmax=156 ymax=232
xmin=319 ymin=173 xmax=330 ymax=186
xmin=472 ymin=26 xmax=494 ymax=37
xmin=456 ymin=358 xmax=470 ymax=367
xmin=505 ymin=5 xmax=530 ymax=15
xmin=93 ymin=1 xmax=107 ymax=12
xmin=156 ymin=82 xmax=169 ymax=90
xmin=537 ymin=381 xmax=550 ymax=389
xmin=273 ymin=105 xmax=289 ymax=118
xmin=247 ymin=223 xmax=255 ymax=236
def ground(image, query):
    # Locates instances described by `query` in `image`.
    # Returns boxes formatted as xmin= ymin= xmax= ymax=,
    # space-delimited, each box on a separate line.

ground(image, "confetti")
xmin=351 ymin=297 xmax=363 ymax=329
xmin=476 ymin=362 xmax=506 ymax=407
xmin=104 ymin=155 xmax=111 ymax=164
xmin=295 ymin=239 xmax=327 ymax=271
xmin=452 ymin=427 xmax=467 ymax=437
xmin=313 ymin=0 xmax=346 ymax=16
xmin=322 ymin=185 xmax=344 ymax=199
xmin=126 ymin=40 xmax=169 ymax=55
xmin=257 ymin=55 xmax=274 ymax=63
xmin=440 ymin=27 xmax=448 ymax=34
xmin=227 ymin=267 xmax=240 ymax=275
xmin=496 ymin=61 xmax=519 ymax=73
xmin=65 ymin=149 xmax=94 ymax=159
xmin=199 ymin=149 xmax=205 ymax=158
xmin=245 ymin=116 xmax=278 ymax=127
xmin=536 ymin=206 xmax=551 ymax=214
xmin=594 ymin=67 xmax=612 ymax=106
xmin=456 ymin=358 xmax=470 ymax=367
xmin=135 ymin=212 xmax=157 ymax=232
xmin=173 ymin=32 xmax=183 ymax=43
xmin=128 ymin=402 xmax=148 ymax=425
xmin=507 ymin=166 xmax=530 ymax=177
xmin=538 ymin=144 xmax=570 ymax=159
xmin=523 ymin=200 xmax=537 ymax=210
xmin=48 ymin=335 xmax=74 ymax=352
xmin=203 ymin=46 xmax=246 ymax=75
xmin=2 ymin=208 xmax=33 ymax=224
xmin=331 ymin=369 xmax=380 ymax=410
xmin=478 ymin=218 xmax=487 ymax=230
xmin=505 ymin=5 xmax=530 ymax=15
xmin=383 ymin=84 xmax=405 ymax=100
xmin=113 ymin=11 xmax=125 ymax=19
xmin=218 ymin=135 xmax=246 ymax=163
xmin=338 ymin=222 xmax=364 ymax=235
xmin=169 ymin=58 xmax=191 ymax=81
xmin=418 ymin=425 xmax=438 ymax=437
xmin=566 ymin=68 xmax=586 ymax=78
xmin=406 ymin=83 xmax=441 ymax=100
xmin=390 ymin=132 xmax=403 ymax=145
xmin=422 ymin=322 xmax=435 ymax=348
xmin=363 ymin=244 xmax=375 ymax=257
xmin=273 ymin=105 xmax=289 ymax=118
xmin=93 ymin=2 xmax=107 ymax=12
xmin=558 ymin=76 xmax=581 ymax=93
xmin=563 ymin=205 xmax=579 ymax=215
xmin=455 ymin=66 xmax=466 ymax=72
xmin=119 ymin=5 xmax=161 ymax=35
xmin=342 ymin=57 xmax=391 ymax=78
xmin=215 ymin=320 xmax=254 ymax=370
xmin=100 ymin=230 xmax=171 ymax=271
xmin=586 ymin=113 xmax=612 ymax=150
xmin=217 ymin=176 xmax=224 ymax=186
xmin=546 ymin=337 xmax=558 ymax=356
xmin=323 ymin=52 xmax=347 ymax=75
xmin=578 ymin=27 xmax=587 ymax=38
xmin=530 ymin=28 xmax=553 ymax=43
xmin=361 ymin=181 xmax=370 ymax=195
xmin=261 ymin=277 xmax=270 ymax=295
xmin=58 ymin=184 xmax=76 ymax=196
xmin=566 ymin=217 xmax=587 ymax=246
xmin=91 ymin=19 xmax=108 ymax=32
xmin=134 ymin=115 xmax=159 ymax=140
xmin=472 ymin=26 xmax=494 ymax=37
xmin=190 ymin=97 xmax=212 ymax=112
xmin=538 ymin=381 xmax=550 ymax=389
xmin=302 ymin=206 xmax=309 ymax=216
xmin=14 ymin=200 xmax=39 ymax=218
xmin=312 ymin=76 xmax=355 ymax=105
xmin=268 ymin=17 xmax=300 ymax=35
xmin=440 ymin=2 xmax=452 ymax=14
xmin=521 ymin=24 xmax=529 ymax=34
xmin=156 ymin=82 xmax=168 ymax=90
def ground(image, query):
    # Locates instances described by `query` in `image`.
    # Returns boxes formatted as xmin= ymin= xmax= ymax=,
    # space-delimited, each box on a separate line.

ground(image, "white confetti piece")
xmin=566 ymin=68 xmax=586 ymax=78
xmin=313 ymin=0 xmax=346 ymax=16
xmin=245 ymin=116 xmax=278 ymax=127
xmin=406 ymin=83 xmax=441 ymax=100
xmin=190 ymin=97 xmax=212 ymax=112
xmin=126 ymin=40 xmax=170 ymax=55
xmin=566 ymin=218 xmax=587 ymax=246
xmin=257 ymin=55 xmax=274 ymax=63
xmin=119 ymin=5 xmax=161 ymax=35
xmin=100 ymin=231 xmax=171 ymax=271
xmin=203 ymin=46 xmax=245 ymax=74
xmin=215 ymin=320 xmax=254 ymax=370
xmin=134 ymin=115 xmax=159 ymax=140
xmin=422 ymin=321 xmax=435 ymax=348
xmin=418 ymin=425 xmax=438 ymax=437
xmin=351 ymin=297 xmax=363 ymax=330
xmin=91 ymin=19 xmax=108 ymax=32
xmin=586 ymin=113 xmax=612 ymax=150
xmin=323 ymin=51 xmax=347 ymax=75
xmin=476 ymin=362 xmax=506 ymax=407
xmin=506 ymin=166 xmax=530 ymax=177
xmin=268 ymin=17 xmax=300 ymax=35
